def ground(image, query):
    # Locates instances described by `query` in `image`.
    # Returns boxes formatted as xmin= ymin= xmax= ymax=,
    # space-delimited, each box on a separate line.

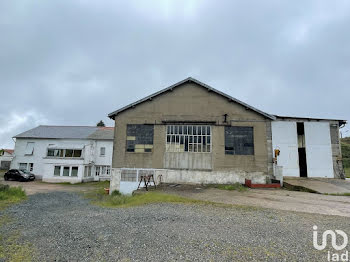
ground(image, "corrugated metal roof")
xmin=108 ymin=77 xmax=276 ymax=120
xmin=274 ymin=115 xmax=347 ymax=125
xmin=14 ymin=126 xmax=114 ymax=140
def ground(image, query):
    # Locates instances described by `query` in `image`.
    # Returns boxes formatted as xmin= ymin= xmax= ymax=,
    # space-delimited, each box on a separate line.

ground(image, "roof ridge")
xmin=107 ymin=77 xmax=275 ymax=120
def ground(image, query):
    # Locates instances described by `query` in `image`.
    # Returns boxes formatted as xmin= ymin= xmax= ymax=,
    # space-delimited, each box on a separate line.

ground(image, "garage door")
xmin=272 ymin=121 xmax=300 ymax=177
xmin=304 ymin=122 xmax=334 ymax=178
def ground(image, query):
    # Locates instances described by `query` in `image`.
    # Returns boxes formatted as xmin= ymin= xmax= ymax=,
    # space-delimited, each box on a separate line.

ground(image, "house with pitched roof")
xmin=108 ymin=77 xmax=346 ymax=193
xmin=0 ymin=149 xmax=14 ymax=170
xmin=11 ymin=126 xmax=114 ymax=183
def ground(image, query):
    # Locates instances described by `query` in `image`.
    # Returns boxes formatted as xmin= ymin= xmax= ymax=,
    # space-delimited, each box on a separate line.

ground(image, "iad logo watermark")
xmin=313 ymin=225 xmax=349 ymax=261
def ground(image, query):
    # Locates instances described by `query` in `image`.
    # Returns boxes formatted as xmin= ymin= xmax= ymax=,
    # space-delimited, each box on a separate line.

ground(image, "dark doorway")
xmin=298 ymin=148 xmax=308 ymax=177
xmin=297 ymin=122 xmax=308 ymax=177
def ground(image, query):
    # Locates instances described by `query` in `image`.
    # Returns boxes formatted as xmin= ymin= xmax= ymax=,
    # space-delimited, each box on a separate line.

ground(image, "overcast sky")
xmin=1 ymin=0 xmax=350 ymax=148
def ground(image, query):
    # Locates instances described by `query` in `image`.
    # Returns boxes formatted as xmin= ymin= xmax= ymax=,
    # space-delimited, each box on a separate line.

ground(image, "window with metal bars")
xmin=166 ymin=125 xmax=211 ymax=153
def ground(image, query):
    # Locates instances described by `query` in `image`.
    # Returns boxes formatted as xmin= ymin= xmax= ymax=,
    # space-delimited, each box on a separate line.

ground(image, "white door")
xmin=272 ymin=121 xmax=300 ymax=177
xmin=304 ymin=122 xmax=334 ymax=178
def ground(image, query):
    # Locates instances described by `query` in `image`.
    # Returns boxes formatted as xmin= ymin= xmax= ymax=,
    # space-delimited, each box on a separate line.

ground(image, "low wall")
xmin=157 ymin=169 xmax=266 ymax=185
xmin=42 ymin=177 xmax=82 ymax=184
xmin=110 ymin=168 xmax=267 ymax=195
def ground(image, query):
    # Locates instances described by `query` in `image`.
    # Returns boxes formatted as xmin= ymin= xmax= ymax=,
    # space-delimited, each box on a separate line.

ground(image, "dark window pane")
xmin=126 ymin=124 xmax=154 ymax=152
xmin=73 ymin=150 xmax=82 ymax=157
xmin=47 ymin=149 xmax=54 ymax=156
xmin=71 ymin=167 xmax=78 ymax=177
xmin=65 ymin=150 xmax=73 ymax=157
xmin=63 ymin=167 xmax=70 ymax=176
xmin=225 ymin=126 xmax=254 ymax=155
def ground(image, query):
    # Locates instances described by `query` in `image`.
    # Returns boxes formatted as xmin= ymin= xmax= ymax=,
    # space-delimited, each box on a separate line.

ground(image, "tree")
xmin=96 ymin=120 xmax=105 ymax=127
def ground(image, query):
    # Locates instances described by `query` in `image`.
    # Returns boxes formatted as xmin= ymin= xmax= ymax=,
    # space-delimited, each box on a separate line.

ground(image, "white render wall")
xmin=0 ymin=152 xmax=13 ymax=163
xmin=11 ymin=138 xmax=113 ymax=182
xmin=0 ymin=152 xmax=13 ymax=169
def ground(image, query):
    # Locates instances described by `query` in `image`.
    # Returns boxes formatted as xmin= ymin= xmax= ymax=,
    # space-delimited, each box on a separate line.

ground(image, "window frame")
xmin=126 ymin=124 xmax=154 ymax=153
xmin=24 ymin=142 xmax=35 ymax=155
xmin=166 ymin=125 xmax=212 ymax=153
xmin=54 ymin=166 xmax=79 ymax=177
xmin=224 ymin=126 xmax=254 ymax=155
xmin=46 ymin=148 xmax=82 ymax=158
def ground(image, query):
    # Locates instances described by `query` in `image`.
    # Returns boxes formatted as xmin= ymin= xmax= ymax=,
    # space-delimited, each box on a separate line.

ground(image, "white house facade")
xmin=0 ymin=149 xmax=14 ymax=170
xmin=11 ymin=126 xmax=114 ymax=183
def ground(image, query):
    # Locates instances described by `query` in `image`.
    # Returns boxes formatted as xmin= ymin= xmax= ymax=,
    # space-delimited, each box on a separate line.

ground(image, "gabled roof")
xmin=108 ymin=77 xmax=276 ymax=120
xmin=2 ymin=149 xmax=14 ymax=155
xmin=14 ymin=125 xmax=114 ymax=140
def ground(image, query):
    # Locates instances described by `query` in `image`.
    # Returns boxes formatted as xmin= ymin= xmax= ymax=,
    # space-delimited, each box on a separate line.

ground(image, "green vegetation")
xmin=207 ymin=183 xmax=247 ymax=192
xmin=324 ymin=192 xmax=350 ymax=196
xmin=341 ymin=138 xmax=350 ymax=178
xmin=0 ymin=186 xmax=34 ymax=261
xmin=0 ymin=186 xmax=27 ymax=210
xmin=0 ymin=227 xmax=35 ymax=262
xmin=86 ymin=187 xmax=203 ymax=208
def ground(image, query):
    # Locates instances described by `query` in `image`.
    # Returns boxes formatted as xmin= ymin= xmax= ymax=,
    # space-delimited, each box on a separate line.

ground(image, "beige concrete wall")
xmin=112 ymin=82 xmax=270 ymax=176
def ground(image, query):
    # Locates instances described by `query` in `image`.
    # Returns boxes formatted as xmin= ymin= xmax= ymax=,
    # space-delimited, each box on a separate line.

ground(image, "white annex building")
xmin=0 ymin=149 xmax=14 ymax=170
xmin=11 ymin=125 xmax=114 ymax=183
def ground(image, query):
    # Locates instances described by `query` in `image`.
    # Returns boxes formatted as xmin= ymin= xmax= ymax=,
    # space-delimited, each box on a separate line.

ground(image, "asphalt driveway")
xmin=1 ymin=191 xmax=350 ymax=261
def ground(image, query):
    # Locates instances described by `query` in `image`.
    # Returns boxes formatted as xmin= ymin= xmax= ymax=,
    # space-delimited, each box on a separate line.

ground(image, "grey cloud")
xmin=1 ymin=0 xmax=350 ymax=148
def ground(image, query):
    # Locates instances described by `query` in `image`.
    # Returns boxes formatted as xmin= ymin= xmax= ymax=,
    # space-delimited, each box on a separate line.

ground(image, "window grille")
xmin=166 ymin=125 xmax=211 ymax=153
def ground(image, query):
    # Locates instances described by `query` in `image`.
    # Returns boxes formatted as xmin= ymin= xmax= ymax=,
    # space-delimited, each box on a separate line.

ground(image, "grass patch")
xmin=207 ymin=183 xmax=247 ymax=192
xmin=87 ymin=189 xmax=203 ymax=208
xmin=344 ymin=167 xmax=350 ymax=178
xmin=0 ymin=186 xmax=27 ymax=210
xmin=325 ymin=192 xmax=350 ymax=196
xmin=0 ymin=229 xmax=35 ymax=262
xmin=0 ymin=186 xmax=34 ymax=261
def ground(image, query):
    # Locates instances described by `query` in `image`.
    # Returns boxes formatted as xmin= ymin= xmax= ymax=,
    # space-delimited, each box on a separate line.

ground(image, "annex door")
xmin=271 ymin=121 xmax=300 ymax=177
xmin=304 ymin=122 xmax=334 ymax=178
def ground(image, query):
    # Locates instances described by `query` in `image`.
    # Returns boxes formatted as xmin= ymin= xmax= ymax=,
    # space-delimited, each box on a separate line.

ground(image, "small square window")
xmin=65 ymin=150 xmax=73 ymax=158
xmin=73 ymin=150 xmax=82 ymax=158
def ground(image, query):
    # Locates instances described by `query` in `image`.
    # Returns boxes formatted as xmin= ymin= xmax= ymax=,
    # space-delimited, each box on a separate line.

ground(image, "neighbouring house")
xmin=11 ymin=125 xmax=114 ymax=183
xmin=0 ymin=149 xmax=14 ymax=170
xmin=108 ymin=77 xmax=346 ymax=193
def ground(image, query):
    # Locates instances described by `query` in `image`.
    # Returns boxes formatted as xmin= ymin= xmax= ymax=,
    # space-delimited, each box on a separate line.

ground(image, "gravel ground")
xmin=1 ymin=192 xmax=350 ymax=262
